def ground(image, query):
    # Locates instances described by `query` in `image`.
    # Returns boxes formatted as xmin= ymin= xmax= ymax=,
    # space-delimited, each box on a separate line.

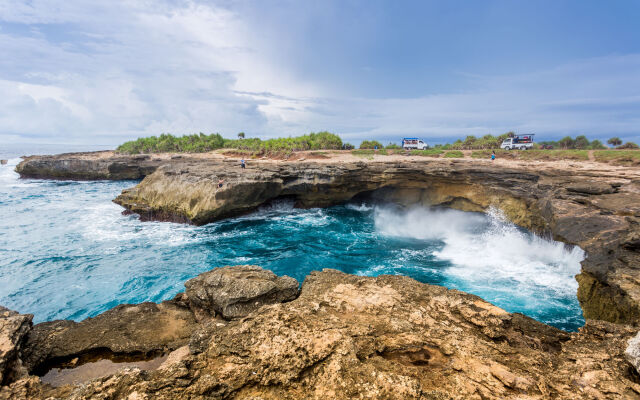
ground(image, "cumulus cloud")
xmin=0 ymin=0 xmax=638 ymax=145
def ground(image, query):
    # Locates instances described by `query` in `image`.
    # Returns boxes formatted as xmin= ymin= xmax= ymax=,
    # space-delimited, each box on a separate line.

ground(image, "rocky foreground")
xmin=1 ymin=266 xmax=639 ymax=400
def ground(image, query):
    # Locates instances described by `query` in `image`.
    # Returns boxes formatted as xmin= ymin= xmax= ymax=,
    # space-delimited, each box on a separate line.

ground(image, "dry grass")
xmin=593 ymin=150 xmax=640 ymax=166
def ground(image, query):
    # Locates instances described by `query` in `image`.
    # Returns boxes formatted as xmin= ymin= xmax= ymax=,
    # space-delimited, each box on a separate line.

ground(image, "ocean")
xmin=0 ymin=144 xmax=585 ymax=330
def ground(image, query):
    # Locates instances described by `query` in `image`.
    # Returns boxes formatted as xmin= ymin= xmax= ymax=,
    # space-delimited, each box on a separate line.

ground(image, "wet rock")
xmin=184 ymin=265 xmax=299 ymax=320
xmin=22 ymin=301 xmax=197 ymax=374
xmin=626 ymin=331 xmax=640 ymax=374
xmin=0 ymin=307 xmax=32 ymax=386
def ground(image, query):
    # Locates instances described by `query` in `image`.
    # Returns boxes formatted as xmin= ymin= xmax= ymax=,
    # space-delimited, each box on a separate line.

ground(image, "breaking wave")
xmin=0 ymin=156 xmax=585 ymax=330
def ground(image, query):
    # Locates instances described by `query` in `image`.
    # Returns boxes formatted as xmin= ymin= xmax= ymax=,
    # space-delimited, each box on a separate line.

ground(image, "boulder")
xmin=625 ymin=331 xmax=640 ymax=374
xmin=184 ymin=265 xmax=299 ymax=319
xmin=0 ymin=306 xmax=32 ymax=385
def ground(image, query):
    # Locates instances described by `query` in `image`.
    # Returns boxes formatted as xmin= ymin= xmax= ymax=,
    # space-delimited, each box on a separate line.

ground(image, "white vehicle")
xmin=500 ymin=134 xmax=534 ymax=150
xmin=402 ymin=138 xmax=429 ymax=150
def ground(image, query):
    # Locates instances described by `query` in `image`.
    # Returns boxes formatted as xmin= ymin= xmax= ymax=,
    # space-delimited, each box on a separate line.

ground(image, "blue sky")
xmin=0 ymin=0 xmax=639 ymax=145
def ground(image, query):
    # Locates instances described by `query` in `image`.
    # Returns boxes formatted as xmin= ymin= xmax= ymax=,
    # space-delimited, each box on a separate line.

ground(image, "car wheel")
xmin=505 ymin=146 xmax=510 ymax=151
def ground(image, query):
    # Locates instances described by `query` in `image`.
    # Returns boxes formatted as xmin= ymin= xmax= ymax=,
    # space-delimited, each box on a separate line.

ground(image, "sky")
xmin=0 ymin=0 xmax=639 ymax=146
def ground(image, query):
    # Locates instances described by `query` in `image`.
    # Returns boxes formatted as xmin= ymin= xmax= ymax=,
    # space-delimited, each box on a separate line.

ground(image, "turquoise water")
xmin=0 ymin=155 xmax=585 ymax=331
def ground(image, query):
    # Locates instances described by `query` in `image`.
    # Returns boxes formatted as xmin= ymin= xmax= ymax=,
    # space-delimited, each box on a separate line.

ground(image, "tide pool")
xmin=0 ymin=157 xmax=585 ymax=330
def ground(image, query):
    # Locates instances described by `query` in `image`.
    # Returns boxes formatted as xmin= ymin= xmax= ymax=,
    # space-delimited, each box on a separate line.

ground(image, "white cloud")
xmin=0 ymin=0 xmax=638 ymax=145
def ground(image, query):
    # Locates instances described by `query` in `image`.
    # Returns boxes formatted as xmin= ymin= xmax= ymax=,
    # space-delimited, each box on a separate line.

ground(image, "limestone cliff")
xmin=112 ymin=157 xmax=640 ymax=325
xmin=15 ymin=152 xmax=169 ymax=180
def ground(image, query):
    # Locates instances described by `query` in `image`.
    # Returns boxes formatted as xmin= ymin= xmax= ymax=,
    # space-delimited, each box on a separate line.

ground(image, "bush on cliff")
xmin=359 ymin=140 xmax=384 ymax=149
xmin=116 ymin=132 xmax=343 ymax=155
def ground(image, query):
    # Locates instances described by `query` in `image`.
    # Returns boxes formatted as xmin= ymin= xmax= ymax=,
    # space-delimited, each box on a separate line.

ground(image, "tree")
xmin=607 ymin=137 xmax=622 ymax=147
xmin=618 ymin=142 xmax=639 ymax=149
xmin=589 ymin=139 xmax=606 ymax=150
xmin=558 ymin=136 xmax=575 ymax=149
xmin=573 ymin=135 xmax=590 ymax=149
xmin=237 ymin=132 xmax=245 ymax=139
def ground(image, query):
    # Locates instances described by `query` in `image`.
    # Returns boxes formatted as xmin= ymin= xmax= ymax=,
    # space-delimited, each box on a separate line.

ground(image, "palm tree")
xmin=237 ymin=132 xmax=245 ymax=139
xmin=607 ymin=137 xmax=622 ymax=147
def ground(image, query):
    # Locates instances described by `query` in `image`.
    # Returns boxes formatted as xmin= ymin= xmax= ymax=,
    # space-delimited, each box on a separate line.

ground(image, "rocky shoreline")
xmin=1 ymin=266 xmax=640 ymax=399
xmin=7 ymin=151 xmax=640 ymax=398
xmin=16 ymin=151 xmax=640 ymax=324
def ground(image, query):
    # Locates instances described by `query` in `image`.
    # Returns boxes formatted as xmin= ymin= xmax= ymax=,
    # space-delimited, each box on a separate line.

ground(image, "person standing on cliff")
xmin=241 ymin=159 xmax=246 ymax=169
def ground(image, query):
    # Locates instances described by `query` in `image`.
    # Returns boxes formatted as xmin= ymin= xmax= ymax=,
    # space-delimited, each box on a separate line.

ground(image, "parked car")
xmin=500 ymin=134 xmax=535 ymax=150
xmin=402 ymin=138 xmax=428 ymax=150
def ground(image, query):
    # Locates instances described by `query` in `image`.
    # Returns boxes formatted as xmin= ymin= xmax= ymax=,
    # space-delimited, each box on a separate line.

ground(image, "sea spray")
xmin=373 ymin=205 xmax=585 ymax=328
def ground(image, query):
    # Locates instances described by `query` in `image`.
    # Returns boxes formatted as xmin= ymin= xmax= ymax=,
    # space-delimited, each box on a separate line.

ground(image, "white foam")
xmin=374 ymin=206 xmax=584 ymax=298
xmin=81 ymin=203 xmax=200 ymax=247
xmin=346 ymin=203 xmax=374 ymax=212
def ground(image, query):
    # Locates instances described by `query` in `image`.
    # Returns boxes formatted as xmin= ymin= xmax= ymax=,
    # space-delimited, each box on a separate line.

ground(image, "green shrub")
xmin=589 ymin=139 xmax=606 ymax=150
xmin=385 ymin=143 xmax=402 ymax=149
xmin=359 ymin=140 xmax=384 ymax=149
xmin=116 ymin=131 xmax=343 ymax=156
xmin=618 ymin=142 xmax=639 ymax=149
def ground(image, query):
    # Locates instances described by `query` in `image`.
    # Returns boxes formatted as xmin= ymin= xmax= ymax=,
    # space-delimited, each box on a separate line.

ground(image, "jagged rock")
xmin=184 ymin=265 xmax=299 ymax=320
xmin=0 ymin=307 xmax=32 ymax=386
xmin=21 ymin=301 xmax=197 ymax=374
xmin=625 ymin=331 xmax=640 ymax=374
xmin=25 ymin=269 xmax=639 ymax=400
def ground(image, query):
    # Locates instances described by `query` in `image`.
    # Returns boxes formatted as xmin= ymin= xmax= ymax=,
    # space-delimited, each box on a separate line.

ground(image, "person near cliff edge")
xmin=491 ymin=151 xmax=496 ymax=161
xmin=241 ymin=159 xmax=246 ymax=169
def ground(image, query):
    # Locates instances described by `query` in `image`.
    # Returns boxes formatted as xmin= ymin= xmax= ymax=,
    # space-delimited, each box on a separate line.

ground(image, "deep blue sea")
xmin=0 ymin=144 xmax=585 ymax=331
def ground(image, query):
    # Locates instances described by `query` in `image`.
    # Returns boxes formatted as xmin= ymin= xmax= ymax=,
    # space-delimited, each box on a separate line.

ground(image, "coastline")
xmin=2 ymin=150 xmax=640 ymax=398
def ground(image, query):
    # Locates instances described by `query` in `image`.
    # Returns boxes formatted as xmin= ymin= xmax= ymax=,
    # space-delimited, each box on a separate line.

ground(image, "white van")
xmin=402 ymin=138 xmax=428 ymax=150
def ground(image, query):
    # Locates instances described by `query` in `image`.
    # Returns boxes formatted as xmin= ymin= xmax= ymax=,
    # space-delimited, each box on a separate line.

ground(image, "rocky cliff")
xmin=15 ymin=152 xmax=171 ymax=180
xmin=109 ymin=157 xmax=640 ymax=326
xmin=1 ymin=266 xmax=639 ymax=399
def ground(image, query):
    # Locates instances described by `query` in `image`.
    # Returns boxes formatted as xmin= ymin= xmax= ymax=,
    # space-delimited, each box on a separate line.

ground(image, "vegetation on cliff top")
xmin=116 ymin=132 xmax=344 ymax=155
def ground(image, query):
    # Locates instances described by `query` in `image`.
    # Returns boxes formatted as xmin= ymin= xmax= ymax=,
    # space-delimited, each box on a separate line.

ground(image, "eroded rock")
xmin=21 ymin=269 xmax=638 ymax=400
xmin=0 ymin=307 xmax=32 ymax=386
xmin=22 ymin=301 xmax=197 ymax=375
xmin=184 ymin=265 xmax=299 ymax=320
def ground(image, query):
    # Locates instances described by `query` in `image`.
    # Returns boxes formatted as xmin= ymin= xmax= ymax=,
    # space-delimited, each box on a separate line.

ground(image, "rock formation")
xmin=0 ymin=307 xmax=32 ymax=386
xmin=184 ymin=265 xmax=299 ymax=320
xmin=21 ymin=301 xmax=198 ymax=376
xmin=109 ymin=156 xmax=640 ymax=325
xmin=15 ymin=152 xmax=168 ymax=180
xmin=1 ymin=267 xmax=639 ymax=399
